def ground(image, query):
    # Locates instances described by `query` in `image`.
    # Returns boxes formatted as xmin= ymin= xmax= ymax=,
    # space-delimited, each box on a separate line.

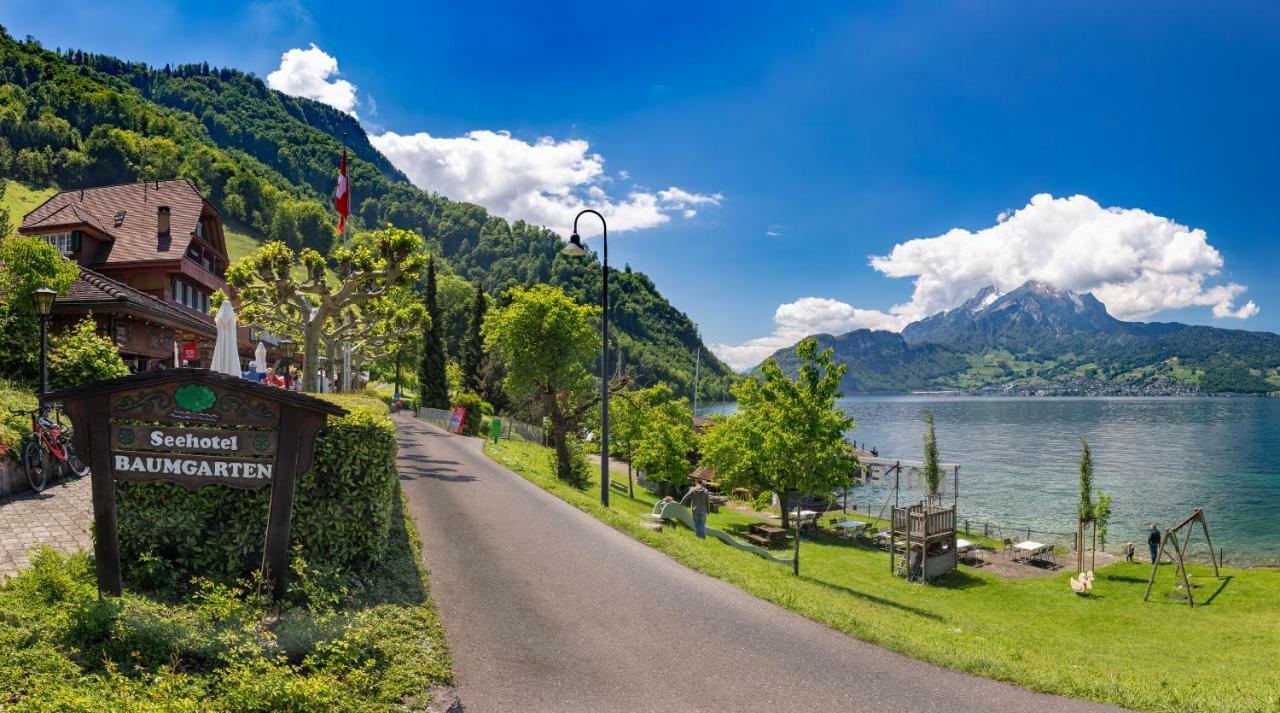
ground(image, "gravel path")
xmin=394 ymin=413 xmax=1122 ymax=713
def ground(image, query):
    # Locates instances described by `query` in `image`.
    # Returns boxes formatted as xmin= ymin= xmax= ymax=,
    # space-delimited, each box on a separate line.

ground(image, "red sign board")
xmin=181 ymin=341 xmax=199 ymax=361
xmin=449 ymin=406 xmax=467 ymax=434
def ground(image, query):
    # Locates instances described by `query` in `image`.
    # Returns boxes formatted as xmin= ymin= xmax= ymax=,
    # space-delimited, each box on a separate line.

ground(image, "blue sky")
xmin=4 ymin=1 xmax=1278 ymax=368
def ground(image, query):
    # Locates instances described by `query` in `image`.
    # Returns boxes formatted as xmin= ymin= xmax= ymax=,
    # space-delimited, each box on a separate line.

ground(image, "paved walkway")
xmin=394 ymin=413 xmax=1122 ymax=713
xmin=0 ymin=475 xmax=92 ymax=579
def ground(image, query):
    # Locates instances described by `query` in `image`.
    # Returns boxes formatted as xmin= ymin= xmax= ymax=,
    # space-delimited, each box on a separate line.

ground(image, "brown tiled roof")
xmin=20 ymin=179 xmax=212 ymax=264
xmin=59 ymin=267 xmax=215 ymax=337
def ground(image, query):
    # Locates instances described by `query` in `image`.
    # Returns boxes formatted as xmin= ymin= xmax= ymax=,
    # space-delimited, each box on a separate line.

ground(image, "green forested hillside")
xmin=0 ymin=28 xmax=733 ymax=399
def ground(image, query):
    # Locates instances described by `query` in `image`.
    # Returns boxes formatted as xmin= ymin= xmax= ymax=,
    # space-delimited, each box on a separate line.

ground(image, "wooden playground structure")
xmin=861 ymin=456 xmax=962 ymax=583
xmin=1143 ymin=508 xmax=1221 ymax=608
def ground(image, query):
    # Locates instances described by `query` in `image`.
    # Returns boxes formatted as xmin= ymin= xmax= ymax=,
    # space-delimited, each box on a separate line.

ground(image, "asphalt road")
xmin=395 ymin=413 xmax=1121 ymax=713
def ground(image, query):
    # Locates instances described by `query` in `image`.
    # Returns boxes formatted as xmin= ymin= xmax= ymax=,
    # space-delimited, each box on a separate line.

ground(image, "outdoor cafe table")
xmin=834 ymin=520 xmax=864 ymax=529
xmin=1013 ymin=540 xmax=1048 ymax=560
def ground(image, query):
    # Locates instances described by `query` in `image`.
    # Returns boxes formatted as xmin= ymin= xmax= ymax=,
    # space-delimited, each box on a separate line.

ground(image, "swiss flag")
xmin=334 ymin=149 xmax=350 ymax=234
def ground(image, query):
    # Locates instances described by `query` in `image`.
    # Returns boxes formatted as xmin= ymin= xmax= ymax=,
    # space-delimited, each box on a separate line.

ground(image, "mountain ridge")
xmin=765 ymin=281 xmax=1280 ymax=395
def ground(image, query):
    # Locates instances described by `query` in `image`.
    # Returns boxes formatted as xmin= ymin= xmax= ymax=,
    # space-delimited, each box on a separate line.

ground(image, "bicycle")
xmin=10 ymin=407 xmax=88 ymax=492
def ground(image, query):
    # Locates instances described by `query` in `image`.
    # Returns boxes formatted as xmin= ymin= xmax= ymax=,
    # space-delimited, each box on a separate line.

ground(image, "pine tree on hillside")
xmin=462 ymin=280 xmax=486 ymax=394
xmin=419 ymin=257 xmax=450 ymax=409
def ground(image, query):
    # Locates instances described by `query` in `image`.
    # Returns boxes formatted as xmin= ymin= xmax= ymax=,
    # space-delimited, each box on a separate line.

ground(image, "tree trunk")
xmin=302 ymin=322 xmax=323 ymax=392
xmin=546 ymin=393 xmax=573 ymax=481
xmin=779 ymin=490 xmax=791 ymax=531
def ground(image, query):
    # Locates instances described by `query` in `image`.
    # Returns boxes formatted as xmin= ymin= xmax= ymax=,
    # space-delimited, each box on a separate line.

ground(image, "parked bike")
xmin=10 ymin=407 xmax=88 ymax=492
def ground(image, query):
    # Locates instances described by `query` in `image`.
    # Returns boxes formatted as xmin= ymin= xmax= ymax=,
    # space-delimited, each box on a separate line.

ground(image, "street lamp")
xmin=33 ymin=287 xmax=56 ymax=399
xmin=562 ymin=210 xmax=611 ymax=506
xmin=279 ymin=339 xmax=295 ymax=390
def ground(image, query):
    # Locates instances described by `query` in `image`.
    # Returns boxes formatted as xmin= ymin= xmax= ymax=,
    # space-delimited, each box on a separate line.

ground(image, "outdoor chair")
xmin=1002 ymin=538 xmax=1014 ymax=557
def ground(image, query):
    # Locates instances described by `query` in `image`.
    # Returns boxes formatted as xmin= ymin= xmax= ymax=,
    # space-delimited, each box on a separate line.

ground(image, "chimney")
xmin=157 ymin=206 xmax=171 ymax=236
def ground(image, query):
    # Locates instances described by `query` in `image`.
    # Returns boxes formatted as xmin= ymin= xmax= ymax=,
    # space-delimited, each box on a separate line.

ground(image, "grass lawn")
xmin=1 ymin=180 xmax=56 ymax=221
xmin=486 ymin=438 xmax=1280 ymax=713
xmin=0 ymin=487 xmax=452 ymax=711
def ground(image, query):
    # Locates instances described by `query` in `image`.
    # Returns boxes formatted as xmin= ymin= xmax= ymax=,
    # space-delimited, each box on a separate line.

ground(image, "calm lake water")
xmin=698 ymin=396 xmax=1280 ymax=565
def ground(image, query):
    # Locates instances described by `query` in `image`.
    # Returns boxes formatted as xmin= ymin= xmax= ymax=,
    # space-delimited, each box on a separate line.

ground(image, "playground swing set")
xmin=1143 ymin=508 xmax=1222 ymax=608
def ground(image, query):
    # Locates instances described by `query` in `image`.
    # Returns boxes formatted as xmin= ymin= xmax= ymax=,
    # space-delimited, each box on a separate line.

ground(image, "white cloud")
xmin=713 ymin=193 xmax=1257 ymax=370
xmin=711 ymin=297 xmax=908 ymax=371
xmin=266 ymin=44 xmax=358 ymax=116
xmin=369 ymin=129 xmax=722 ymax=235
xmin=869 ymin=193 xmax=1256 ymax=322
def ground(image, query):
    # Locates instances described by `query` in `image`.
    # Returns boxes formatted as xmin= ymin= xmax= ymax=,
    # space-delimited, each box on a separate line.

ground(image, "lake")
xmin=698 ymin=396 xmax=1280 ymax=565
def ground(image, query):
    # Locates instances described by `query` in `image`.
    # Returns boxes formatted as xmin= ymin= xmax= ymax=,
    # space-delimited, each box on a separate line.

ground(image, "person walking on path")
xmin=1147 ymin=524 xmax=1162 ymax=564
xmin=680 ymin=482 xmax=711 ymax=539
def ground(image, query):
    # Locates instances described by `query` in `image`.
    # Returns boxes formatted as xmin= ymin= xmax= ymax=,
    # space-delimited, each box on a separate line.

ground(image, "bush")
xmin=451 ymin=390 xmax=483 ymax=436
xmin=0 ymin=381 xmax=36 ymax=455
xmin=116 ymin=395 xmax=399 ymax=591
xmin=550 ymin=435 xmax=593 ymax=489
xmin=48 ymin=315 xmax=129 ymax=389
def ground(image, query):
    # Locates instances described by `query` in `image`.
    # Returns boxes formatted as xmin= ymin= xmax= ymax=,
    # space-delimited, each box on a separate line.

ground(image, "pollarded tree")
xmin=701 ymin=337 xmax=858 ymax=573
xmin=483 ymin=284 xmax=600 ymax=482
xmin=225 ymin=226 xmax=425 ymax=392
xmin=419 ymin=257 xmax=450 ymax=408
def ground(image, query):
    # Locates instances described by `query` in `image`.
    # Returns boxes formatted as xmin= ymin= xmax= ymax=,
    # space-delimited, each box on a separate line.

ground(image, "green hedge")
xmin=116 ymin=395 xmax=399 ymax=590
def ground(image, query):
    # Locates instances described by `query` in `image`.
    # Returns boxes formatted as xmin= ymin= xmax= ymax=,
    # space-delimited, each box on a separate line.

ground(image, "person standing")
xmin=1147 ymin=524 xmax=1162 ymax=564
xmin=680 ymin=482 xmax=711 ymax=539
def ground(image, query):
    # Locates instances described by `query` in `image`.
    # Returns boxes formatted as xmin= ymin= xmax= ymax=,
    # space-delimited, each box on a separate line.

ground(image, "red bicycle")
xmin=10 ymin=407 xmax=88 ymax=492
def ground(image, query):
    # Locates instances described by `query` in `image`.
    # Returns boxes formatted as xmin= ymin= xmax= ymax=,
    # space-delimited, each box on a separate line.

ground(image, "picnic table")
xmin=834 ymin=520 xmax=864 ymax=530
xmin=1012 ymin=540 xmax=1053 ymax=562
xmin=743 ymin=522 xmax=789 ymax=548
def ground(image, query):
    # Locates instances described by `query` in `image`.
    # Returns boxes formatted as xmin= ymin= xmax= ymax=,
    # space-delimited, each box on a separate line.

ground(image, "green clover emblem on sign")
xmin=253 ymin=434 xmax=271 ymax=452
xmin=117 ymin=428 xmax=134 ymax=445
xmin=174 ymin=384 xmax=217 ymax=413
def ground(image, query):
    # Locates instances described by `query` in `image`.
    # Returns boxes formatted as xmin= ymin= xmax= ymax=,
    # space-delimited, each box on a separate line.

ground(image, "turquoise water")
xmin=698 ymin=396 xmax=1280 ymax=565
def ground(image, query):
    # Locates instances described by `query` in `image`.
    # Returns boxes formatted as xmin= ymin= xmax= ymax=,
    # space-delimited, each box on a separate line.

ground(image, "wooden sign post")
xmin=44 ymin=369 xmax=346 ymax=600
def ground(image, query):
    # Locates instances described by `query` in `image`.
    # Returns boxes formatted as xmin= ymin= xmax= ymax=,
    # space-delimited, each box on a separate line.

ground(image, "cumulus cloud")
xmin=712 ymin=193 xmax=1257 ymax=370
xmin=870 ymin=193 xmax=1256 ymax=322
xmin=369 ymin=129 xmax=722 ymax=235
xmin=711 ymin=297 xmax=909 ymax=371
xmin=266 ymin=44 xmax=358 ymax=116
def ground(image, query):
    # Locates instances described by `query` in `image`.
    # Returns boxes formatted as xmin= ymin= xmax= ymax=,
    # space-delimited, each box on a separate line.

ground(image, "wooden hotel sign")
xmin=44 ymin=369 xmax=346 ymax=600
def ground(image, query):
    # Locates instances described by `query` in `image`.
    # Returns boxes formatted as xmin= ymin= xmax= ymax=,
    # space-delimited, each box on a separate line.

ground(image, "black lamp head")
xmin=32 ymin=287 xmax=56 ymax=317
xmin=561 ymin=232 xmax=588 ymax=256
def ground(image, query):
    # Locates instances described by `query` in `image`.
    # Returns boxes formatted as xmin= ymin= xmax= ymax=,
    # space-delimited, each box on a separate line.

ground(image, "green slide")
xmin=650 ymin=501 xmax=794 ymax=564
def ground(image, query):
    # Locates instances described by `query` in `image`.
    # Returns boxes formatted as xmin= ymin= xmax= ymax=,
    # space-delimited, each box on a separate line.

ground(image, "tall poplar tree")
xmin=419 ymin=257 xmax=450 ymax=409
xmin=923 ymin=409 xmax=941 ymax=502
xmin=462 ymin=280 xmax=486 ymax=394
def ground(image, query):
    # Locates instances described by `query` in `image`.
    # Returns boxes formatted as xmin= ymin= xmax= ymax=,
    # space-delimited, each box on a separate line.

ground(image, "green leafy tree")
xmin=48 ymin=315 xmax=129 ymax=389
xmin=225 ymin=227 xmax=424 ymax=392
xmin=0 ymin=180 xmax=13 ymax=237
xmin=1078 ymin=437 xmax=1094 ymax=522
xmin=626 ymin=385 xmax=695 ymax=488
xmin=461 ymin=280 xmax=486 ymax=394
xmin=923 ymin=409 xmax=941 ymax=502
xmin=418 ymin=257 xmax=449 ymax=408
xmin=268 ymin=200 xmax=333 ymax=254
xmin=1094 ymin=491 xmax=1113 ymax=552
xmin=484 ymin=284 xmax=600 ymax=482
xmin=0 ymin=235 xmax=80 ymax=384
xmin=701 ymin=337 xmax=858 ymax=544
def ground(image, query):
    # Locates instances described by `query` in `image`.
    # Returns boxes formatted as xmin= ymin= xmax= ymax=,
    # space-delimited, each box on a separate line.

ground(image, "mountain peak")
xmin=902 ymin=281 xmax=1122 ymax=348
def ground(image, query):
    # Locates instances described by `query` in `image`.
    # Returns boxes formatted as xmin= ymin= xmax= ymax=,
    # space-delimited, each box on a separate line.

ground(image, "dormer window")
xmin=43 ymin=231 xmax=80 ymax=255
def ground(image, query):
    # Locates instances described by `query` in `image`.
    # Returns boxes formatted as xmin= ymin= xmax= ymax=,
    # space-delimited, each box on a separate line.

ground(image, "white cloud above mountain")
xmin=370 ymin=130 xmax=721 ymax=235
xmin=711 ymin=298 xmax=909 ymax=371
xmin=266 ymin=46 xmax=721 ymax=236
xmin=266 ymin=44 xmax=358 ymax=116
xmin=711 ymin=193 xmax=1257 ymax=371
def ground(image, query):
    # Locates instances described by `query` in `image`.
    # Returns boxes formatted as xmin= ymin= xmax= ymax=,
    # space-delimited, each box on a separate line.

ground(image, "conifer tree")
xmin=462 ymin=280 xmax=486 ymax=394
xmin=419 ymin=257 xmax=450 ymax=409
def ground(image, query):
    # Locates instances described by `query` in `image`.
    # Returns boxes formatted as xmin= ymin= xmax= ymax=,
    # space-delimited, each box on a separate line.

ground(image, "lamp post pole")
xmin=563 ymin=210 xmax=610 ymax=506
xmin=33 ymin=287 xmax=57 ymax=406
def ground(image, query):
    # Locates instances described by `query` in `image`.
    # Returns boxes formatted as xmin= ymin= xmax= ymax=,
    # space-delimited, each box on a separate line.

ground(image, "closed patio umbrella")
xmin=254 ymin=340 xmax=268 ymax=377
xmin=211 ymin=301 xmax=241 ymax=377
